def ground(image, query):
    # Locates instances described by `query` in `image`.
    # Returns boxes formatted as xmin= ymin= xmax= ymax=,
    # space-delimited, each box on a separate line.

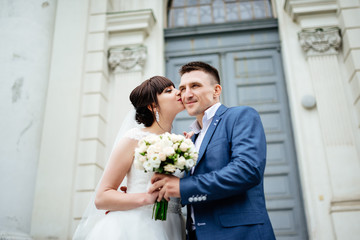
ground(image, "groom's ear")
xmin=213 ymin=84 xmax=222 ymax=98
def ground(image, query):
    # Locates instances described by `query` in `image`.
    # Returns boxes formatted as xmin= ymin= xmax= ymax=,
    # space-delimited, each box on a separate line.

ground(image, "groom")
xmin=149 ymin=61 xmax=275 ymax=240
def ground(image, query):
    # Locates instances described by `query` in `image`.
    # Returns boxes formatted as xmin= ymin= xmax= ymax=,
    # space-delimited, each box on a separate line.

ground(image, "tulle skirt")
xmin=86 ymin=205 xmax=185 ymax=240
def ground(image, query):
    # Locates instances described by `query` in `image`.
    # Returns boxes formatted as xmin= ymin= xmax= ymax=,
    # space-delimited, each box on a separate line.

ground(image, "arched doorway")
xmin=165 ymin=1 xmax=308 ymax=239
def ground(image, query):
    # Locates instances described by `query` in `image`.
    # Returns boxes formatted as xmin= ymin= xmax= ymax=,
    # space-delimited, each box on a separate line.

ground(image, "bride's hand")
xmin=183 ymin=131 xmax=194 ymax=139
xmin=144 ymin=191 xmax=159 ymax=205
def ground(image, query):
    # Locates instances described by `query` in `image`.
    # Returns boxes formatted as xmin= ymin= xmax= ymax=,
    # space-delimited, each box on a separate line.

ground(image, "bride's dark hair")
xmin=130 ymin=76 xmax=175 ymax=127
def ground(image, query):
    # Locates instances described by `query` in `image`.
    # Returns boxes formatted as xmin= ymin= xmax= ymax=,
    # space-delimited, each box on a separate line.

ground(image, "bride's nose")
xmin=175 ymin=89 xmax=181 ymax=96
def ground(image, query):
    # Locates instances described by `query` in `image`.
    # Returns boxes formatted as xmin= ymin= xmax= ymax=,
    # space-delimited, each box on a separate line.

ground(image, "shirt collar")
xmin=190 ymin=102 xmax=222 ymax=134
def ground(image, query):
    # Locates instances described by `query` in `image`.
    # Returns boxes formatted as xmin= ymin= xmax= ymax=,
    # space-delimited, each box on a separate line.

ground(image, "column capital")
xmin=108 ymin=45 xmax=147 ymax=73
xmin=107 ymin=9 xmax=156 ymax=48
xmin=298 ymin=27 xmax=341 ymax=57
xmin=285 ymin=0 xmax=337 ymax=22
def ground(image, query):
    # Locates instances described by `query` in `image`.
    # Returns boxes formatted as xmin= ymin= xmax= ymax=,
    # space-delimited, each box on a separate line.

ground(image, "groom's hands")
xmin=149 ymin=173 xmax=180 ymax=202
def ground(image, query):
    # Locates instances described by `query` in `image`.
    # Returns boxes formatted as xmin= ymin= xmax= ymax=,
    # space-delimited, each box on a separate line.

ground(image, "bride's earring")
xmin=155 ymin=110 xmax=160 ymax=122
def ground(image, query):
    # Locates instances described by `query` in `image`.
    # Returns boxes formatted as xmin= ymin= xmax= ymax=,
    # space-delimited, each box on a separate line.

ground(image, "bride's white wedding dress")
xmin=85 ymin=128 xmax=185 ymax=240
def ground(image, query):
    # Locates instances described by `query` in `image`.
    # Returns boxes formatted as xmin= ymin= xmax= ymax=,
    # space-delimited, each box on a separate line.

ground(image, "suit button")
xmin=189 ymin=197 xmax=194 ymax=202
xmin=194 ymin=197 xmax=198 ymax=202
xmin=202 ymin=196 xmax=207 ymax=201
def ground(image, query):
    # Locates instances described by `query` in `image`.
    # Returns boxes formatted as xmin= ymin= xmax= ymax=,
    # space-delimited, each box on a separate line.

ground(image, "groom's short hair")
xmin=179 ymin=61 xmax=220 ymax=85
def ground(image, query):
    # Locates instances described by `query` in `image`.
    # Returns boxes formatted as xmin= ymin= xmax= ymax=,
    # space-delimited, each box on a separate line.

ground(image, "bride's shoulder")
xmin=123 ymin=128 xmax=153 ymax=141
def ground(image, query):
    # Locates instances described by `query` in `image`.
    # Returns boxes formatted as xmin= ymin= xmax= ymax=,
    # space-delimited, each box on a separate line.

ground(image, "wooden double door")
xmin=165 ymin=20 xmax=308 ymax=240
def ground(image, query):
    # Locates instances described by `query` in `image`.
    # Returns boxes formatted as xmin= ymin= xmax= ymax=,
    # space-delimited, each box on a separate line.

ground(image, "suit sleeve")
xmin=180 ymin=107 xmax=267 ymax=205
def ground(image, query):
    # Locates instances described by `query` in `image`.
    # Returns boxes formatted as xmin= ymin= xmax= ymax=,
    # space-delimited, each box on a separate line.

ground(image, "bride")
xmin=73 ymin=76 xmax=186 ymax=239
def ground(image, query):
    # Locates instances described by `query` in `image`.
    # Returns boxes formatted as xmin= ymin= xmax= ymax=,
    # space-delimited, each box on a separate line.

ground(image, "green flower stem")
xmin=152 ymin=199 xmax=168 ymax=221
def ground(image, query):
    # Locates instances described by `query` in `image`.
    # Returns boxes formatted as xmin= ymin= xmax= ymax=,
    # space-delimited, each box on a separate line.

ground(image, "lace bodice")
xmin=123 ymin=128 xmax=182 ymax=214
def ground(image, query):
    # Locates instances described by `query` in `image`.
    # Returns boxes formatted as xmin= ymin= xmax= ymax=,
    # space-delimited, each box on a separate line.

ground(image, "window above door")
xmin=168 ymin=0 xmax=274 ymax=28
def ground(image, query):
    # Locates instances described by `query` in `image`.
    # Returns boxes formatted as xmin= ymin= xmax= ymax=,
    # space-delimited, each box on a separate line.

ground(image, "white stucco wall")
xmin=0 ymin=0 xmax=57 ymax=238
xmin=275 ymin=1 xmax=334 ymax=238
xmin=276 ymin=0 xmax=360 ymax=239
xmin=30 ymin=0 xmax=90 ymax=239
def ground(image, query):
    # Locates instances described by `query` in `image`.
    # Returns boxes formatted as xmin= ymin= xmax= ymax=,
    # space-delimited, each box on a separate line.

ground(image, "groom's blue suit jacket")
xmin=180 ymin=105 xmax=275 ymax=240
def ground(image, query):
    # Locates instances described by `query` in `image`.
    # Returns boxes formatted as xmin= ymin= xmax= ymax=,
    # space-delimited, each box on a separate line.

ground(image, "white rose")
xmin=170 ymin=134 xmax=184 ymax=143
xmin=163 ymin=132 xmax=171 ymax=139
xmin=173 ymin=143 xmax=179 ymax=150
xmin=143 ymin=161 xmax=153 ymax=172
xmin=179 ymin=142 xmax=190 ymax=152
xmin=138 ymin=138 xmax=146 ymax=146
xmin=147 ymin=153 xmax=155 ymax=162
xmin=176 ymin=156 xmax=186 ymax=169
xmin=134 ymin=147 xmax=140 ymax=155
xmin=153 ymin=143 xmax=163 ymax=154
xmin=139 ymin=155 xmax=147 ymax=163
xmin=163 ymin=146 xmax=175 ymax=156
xmin=140 ymin=145 xmax=148 ymax=153
xmin=190 ymin=152 xmax=198 ymax=161
xmin=149 ymin=155 xmax=161 ymax=169
xmin=161 ymin=138 xmax=173 ymax=148
xmin=147 ymin=145 xmax=160 ymax=155
xmin=158 ymin=152 xmax=167 ymax=161
xmin=138 ymin=141 xmax=148 ymax=152
xmin=164 ymin=164 xmax=176 ymax=173
xmin=184 ymin=139 xmax=193 ymax=145
xmin=146 ymin=135 xmax=160 ymax=145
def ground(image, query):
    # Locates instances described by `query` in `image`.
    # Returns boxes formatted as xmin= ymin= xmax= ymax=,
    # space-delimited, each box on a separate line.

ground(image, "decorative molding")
xmin=108 ymin=45 xmax=147 ymax=72
xmin=284 ymin=0 xmax=338 ymax=22
xmin=298 ymin=27 xmax=341 ymax=57
xmin=107 ymin=9 xmax=156 ymax=35
xmin=165 ymin=18 xmax=278 ymax=38
xmin=330 ymin=198 xmax=360 ymax=213
xmin=107 ymin=9 xmax=156 ymax=47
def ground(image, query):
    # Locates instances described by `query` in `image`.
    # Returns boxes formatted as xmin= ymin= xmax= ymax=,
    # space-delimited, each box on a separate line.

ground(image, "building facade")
xmin=1 ymin=0 xmax=360 ymax=239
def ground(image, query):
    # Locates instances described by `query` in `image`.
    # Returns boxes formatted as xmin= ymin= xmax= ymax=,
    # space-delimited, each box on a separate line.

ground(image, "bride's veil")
xmin=73 ymin=109 xmax=143 ymax=239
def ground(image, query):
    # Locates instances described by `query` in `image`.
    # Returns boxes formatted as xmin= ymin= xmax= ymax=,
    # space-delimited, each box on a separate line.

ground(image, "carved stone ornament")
xmin=108 ymin=45 xmax=147 ymax=72
xmin=298 ymin=27 xmax=341 ymax=57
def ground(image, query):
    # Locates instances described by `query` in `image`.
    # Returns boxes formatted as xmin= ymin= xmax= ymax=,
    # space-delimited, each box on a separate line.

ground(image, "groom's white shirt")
xmin=189 ymin=102 xmax=221 ymax=228
xmin=190 ymin=102 xmax=222 ymax=154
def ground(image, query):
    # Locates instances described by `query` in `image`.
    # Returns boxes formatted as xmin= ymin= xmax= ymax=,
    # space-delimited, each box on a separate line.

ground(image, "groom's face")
xmin=179 ymin=70 xmax=219 ymax=118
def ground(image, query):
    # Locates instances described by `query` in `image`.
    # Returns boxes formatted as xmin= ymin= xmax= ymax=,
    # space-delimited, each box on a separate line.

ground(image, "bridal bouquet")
xmin=134 ymin=132 xmax=198 ymax=221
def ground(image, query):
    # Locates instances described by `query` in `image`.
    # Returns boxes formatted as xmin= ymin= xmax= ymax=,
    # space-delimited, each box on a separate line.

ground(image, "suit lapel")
xmin=195 ymin=105 xmax=228 ymax=168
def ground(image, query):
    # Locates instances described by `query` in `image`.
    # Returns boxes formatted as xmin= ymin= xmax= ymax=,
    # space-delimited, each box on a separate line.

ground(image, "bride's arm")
xmin=94 ymin=137 xmax=158 ymax=211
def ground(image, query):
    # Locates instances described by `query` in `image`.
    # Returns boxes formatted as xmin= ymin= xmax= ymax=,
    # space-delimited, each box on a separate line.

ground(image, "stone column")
xmin=0 ymin=1 xmax=57 ymax=239
xmin=71 ymin=8 xmax=155 ymax=235
xmin=30 ymin=0 xmax=91 ymax=238
xmin=299 ymin=27 xmax=360 ymax=238
xmin=106 ymin=45 xmax=147 ymax=143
